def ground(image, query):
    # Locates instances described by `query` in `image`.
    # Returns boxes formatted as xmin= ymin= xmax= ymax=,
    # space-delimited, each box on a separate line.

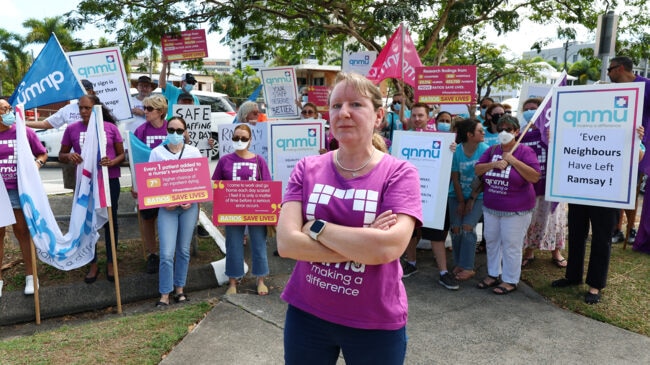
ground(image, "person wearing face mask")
xmin=517 ymin=98 xmax=568 ymax=269
xmin=381 ymin=92 xmax=410 ymax=141
xmin=477 ymin=97 xmax=494 ymax=124
xmin=147 ymin=116 xmax=202 ymax=307
xmin=0 ymin=99 xmax=48 ymax=297
xmin=159 ymin=59 xmax=200 ymax=119
xmin=212 ymin=124 xmax=272 ymax=296
xmin=474 ymin=115 xmax=540 ymax=295
xmin=482 ymin=103 xmax=505 ymax=147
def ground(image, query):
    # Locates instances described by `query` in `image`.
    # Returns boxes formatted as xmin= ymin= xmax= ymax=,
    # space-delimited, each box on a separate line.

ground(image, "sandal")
xmin=226 ymin=285 xmax=237 ymax=295
xmin=521 ymin=256 xmax=535 ymax=268
xmin=174 ymin=293 xmax=189 ymax=303
xmin=493 ymin=283 xmax=517 ymax=295
xmin=552 ymin=257 xmax=568 ymax=268
xmin=455 ymin=269 xmax=476 ymax=281
xmin=155 ymin=301 xmax=169 ymax=308
xmin=476 ymin=276 xmax=500 ymax=289
xmin=257 ymin=282 xmax=269 ymax=296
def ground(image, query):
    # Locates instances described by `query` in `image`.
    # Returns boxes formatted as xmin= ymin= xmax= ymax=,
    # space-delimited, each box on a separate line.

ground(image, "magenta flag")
xmin=534 ymin=71 xmax=568 ymax=145
xmin=366 ymin=24 xmax=423 ymax=87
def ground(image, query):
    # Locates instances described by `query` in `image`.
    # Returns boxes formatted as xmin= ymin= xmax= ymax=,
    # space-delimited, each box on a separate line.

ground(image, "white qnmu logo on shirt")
xmin=306 ymin=184 xmax=378 ymax=226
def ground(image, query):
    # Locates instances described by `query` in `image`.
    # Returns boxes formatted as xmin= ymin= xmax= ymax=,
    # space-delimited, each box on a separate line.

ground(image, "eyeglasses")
xmin=392 ymin=100 xmax=401 ymax=105
xmin=167 ymin=128 xmax=185 ymax=135
xmin=607 ymin=64 xmax=621 ymax=73
xmin=144 ymin=106 xmax=157 ymax=112
xmin=497 ymin=127 xmax=514 ymax=133
xmin=301 ymin=110 xmax=315 ymax=115
xmin=232 ymin=136 xmax=250 ymax=142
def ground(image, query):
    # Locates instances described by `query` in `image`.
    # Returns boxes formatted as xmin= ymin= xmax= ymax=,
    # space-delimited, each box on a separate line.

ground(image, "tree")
xmin=0 ymin=29 xmax=30 ymax=95
xmin=213 ymin=66 xmax=261 ymax=104
xmin=23 ymin=16 xmax=84 ymax=52
xmin=568 ymin=59 xmax=601 ymax=85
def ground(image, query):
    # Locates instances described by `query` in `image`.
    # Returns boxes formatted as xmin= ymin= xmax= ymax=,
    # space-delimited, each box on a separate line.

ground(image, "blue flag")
xmin=248 ymin=84 xmax=263 ymax=101
xmin=127 ymin=132 xmax=152 ymax=192
xmin=8 ymin=34 xmax=85 ymax=109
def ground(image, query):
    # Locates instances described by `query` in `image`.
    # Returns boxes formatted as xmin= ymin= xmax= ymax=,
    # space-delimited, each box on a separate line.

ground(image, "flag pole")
xmin=398 ymin=23 xmax=406 ymax=127
xmin=29 ymin=239 xmax=41 ymax=324
xmin=107 ymin=208 xmax=123 ymax=314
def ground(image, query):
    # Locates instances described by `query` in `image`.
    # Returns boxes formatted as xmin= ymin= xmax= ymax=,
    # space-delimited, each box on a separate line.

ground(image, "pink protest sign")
xmin=307 ymin=85 xmax=330 ymax=114
xmin=414 ymin=66 xmax=477 ymax=105
xmin=136 ymin=157 xmax=213 ymax=208
xmin=162 ymin=29 xmax=209 ymax=62
xmin=212 ymin=180 xmax=283 ymax=225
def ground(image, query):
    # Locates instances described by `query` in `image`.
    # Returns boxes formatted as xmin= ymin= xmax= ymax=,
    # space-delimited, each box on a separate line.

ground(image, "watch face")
xmin=311 ymin=220 xmax=325 ymax=233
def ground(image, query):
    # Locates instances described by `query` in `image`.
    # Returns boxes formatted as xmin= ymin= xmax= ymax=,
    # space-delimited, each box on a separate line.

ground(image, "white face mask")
xmin=498 ymin=130 xmax=515 ymax=144
xmin=232 ymin=141 xmax=249 ymax=151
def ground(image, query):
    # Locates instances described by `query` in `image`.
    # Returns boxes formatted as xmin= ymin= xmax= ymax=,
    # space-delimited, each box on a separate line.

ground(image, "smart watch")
xmin=309 ymin=219 xmax=327 ymax=241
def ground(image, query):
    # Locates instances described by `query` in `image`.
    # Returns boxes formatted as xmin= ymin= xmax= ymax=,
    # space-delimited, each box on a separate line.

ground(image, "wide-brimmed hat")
xmin=137 ymin=75 xmax=157 ymax=88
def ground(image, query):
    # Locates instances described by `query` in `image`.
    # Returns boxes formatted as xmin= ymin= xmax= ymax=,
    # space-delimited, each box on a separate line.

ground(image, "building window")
xmin=572 ymin=54 xmax=578 ymax=62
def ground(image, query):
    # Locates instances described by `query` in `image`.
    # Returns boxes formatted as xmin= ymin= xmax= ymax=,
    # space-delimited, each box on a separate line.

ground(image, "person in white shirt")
xmin=127 ymin=75 xmax=156 ymax=133
xmin=26 ymin=79 xmax=95 ymax=130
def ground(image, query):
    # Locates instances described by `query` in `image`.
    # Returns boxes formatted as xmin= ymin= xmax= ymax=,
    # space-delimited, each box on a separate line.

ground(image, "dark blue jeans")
xmin=284 ymin=305 xmax=407 ymax=365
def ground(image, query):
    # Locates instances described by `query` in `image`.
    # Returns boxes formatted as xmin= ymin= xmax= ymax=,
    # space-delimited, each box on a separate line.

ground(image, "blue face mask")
xmin=1 ymin=111 xmax=15 ymax=126
xmin=302 ymin=95 xmax=308 ymax=103
xmin=393 ymin=103 xmax=401 ymax=112
xmin=437 ymin=123 xmax=451 ymax=132
xmin=523 ymin=110 xmax=536 ymax=123
xmin=166 ymin=132 xmax=184 ymax=145
xmin=183 ymin=84 xmax=194 ymax=93
xmin=480 ymin=107 xmax=487 ymax=118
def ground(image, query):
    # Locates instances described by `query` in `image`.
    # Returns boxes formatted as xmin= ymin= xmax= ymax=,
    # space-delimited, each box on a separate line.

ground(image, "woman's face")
xmin=167 ymin=119 xmax=185 ymax=133
xmin=246 ymin=108 xmax=260 ymax=122
xmin=232 ymin=127 xmax=251 ymax=151
xmin=78 ymin=97 xmax=94 ymax=123
xmin=488 ymin=106 xmax=505 ymax=123
xmin=301 ymin=107 xmax=317 ymax=119
xmin=329 ymin=81 xmax=382 ymax=144
xmin=470 ymin=123 xmax=485 ymax=142
xmin=144 ymin=103 xmax=164 ymax=123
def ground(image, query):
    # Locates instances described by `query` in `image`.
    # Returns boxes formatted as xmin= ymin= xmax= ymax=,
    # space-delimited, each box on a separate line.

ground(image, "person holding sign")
xmin=212 ymin=124 xmax=272 ymax=296
xmin=0 ymin=99 xmax=48 ymax=296
xmin=59 ymin=95 xmax=125 ymax=284
xmin=159 ymin=60 xmax=199 ymax=119
xmin=149 ymin=116 xmax=203 ymax=307
xmin=277 ymin=73 xmax=422 ymax=364
xmin=474 ymin=115 xmax=540 ymax=295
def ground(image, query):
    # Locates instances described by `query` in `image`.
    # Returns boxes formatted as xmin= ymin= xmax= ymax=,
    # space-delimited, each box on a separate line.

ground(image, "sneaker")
xmin=24 ymin=275 xmax=38 ymax=295
xmin=197 ymin=225 xmax=210 ymax=238
xmin=438 ymin=272 xmax=459 ymax=290
xmin=146 ymin=253 xmax=159 ymax=274
xmin=628 ymin=229 xmax=637 ymax=243
xmin=401 ymin=261 xmax=418 ymax=278
xmin=611 ymin=230 xmax=624 ymax=243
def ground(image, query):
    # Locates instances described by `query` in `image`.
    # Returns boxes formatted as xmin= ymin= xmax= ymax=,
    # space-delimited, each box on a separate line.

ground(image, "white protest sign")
xmin=0 ymin=178 xmax=16 ymax=227
xmin=67 ymin=47 xmax=133 ymax=121
xmin=391 ymin=131 xmax=455 ymax=229
xmin=517 ymin=83 xmax=552 ymax=124
xmin=268 ymin=120 xmax=325 ymax=192
xmin=342 ymin=51 xmax=377 ymax=76
xmin=260 ymin=67 xmax=300 ymax=119
xmin=218 ymin=123 xmax=269 ymax=163
xmin=172 ymin=104 xmax=212 ymax=158
xmin=546 ymin=83 xmax=644 ymax=209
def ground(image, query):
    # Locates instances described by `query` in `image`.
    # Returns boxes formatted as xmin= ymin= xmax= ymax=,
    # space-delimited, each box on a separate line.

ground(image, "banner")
xmin=162 ymin=29 xmax=209 ymax=62
xmin=0 ymin=178 xmax=16 ymax=227
xmin=414 ymin=65 xmax=477 ymax=105
xmin=171 ymin=105 xmax=212 ymax=157
xmin=545 ymin=83 xmax=643 ymax=209
xmin=16 ymin=105 xmax=107 ymax=270
xmin=8 ymin=34 xmax=85 ymax=109
xmin=366 ymin=24 xmax=423 ymax=88
xmin=260 ymin=67 xmax=300 ymax=119
xmin=391 ymin=131 xmax=455 ymax=229
xmin=533 ymin=71 xmax=568 ymax=145
xmin=67 ymin=47 xmax=133 ymax=121
xmin=517 ymin=82 xmax=552 ymax=124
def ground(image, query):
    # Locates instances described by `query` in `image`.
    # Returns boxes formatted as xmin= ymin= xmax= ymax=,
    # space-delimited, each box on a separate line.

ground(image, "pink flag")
xmin=534 ymin=71 xmax=568 ymax=145
xmin=366 ymin=24 xmax=423 ymax=87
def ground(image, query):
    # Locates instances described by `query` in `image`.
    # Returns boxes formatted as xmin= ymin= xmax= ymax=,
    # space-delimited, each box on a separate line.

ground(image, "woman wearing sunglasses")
xmin=148 ymin=116 xmax=203 ymax=307
xmin=212 ymin=124 xmax=272 ymax=295
xmin=474 ymin=115 xmax=540 ymax=295
xmin=300 ymin=102 xmax=318 ymax=119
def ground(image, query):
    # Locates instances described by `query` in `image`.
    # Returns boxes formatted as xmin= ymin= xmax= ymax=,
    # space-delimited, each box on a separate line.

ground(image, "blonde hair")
xmin=143 ymin=95 xmax=168 ymax=116
xmin=331 ymin=72 xmax=383 ymax=111
xmin=372 ymin=133 xmax=388 ymax=153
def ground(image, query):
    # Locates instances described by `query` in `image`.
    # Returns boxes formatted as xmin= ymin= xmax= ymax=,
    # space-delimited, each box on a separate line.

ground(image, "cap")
xmin=137 ymin=75 xmax=156 ymax=87
xmin=81 ymin=79 xmax=94 ymax=91
xmin=181 ymin=73 xmax=197 ymax=85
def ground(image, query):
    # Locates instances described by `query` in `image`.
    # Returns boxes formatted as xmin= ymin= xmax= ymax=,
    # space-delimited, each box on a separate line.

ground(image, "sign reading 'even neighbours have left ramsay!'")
xmin=162 ymin=29 xmax=209 ymax=61
xmin=212 ymin=180 xmax=283 ymax=225
xmin=135 ymin=157 xmax=213 ymax=209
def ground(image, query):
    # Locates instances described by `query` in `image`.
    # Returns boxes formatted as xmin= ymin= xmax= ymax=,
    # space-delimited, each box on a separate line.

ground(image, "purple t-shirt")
xmin=519 ymin=128 xmax=547 ymax=196
xmin=61 ymin=121 xmax=123 ymax=179
xmin=0 ymin=125 xmax=47 ymax=190
xmin=280 ymin=152 xmax=423 ymax=330
xmin=478 ymin=144 xmax=540 ymax=212
xmin=634 ymin=75 xmax=650 ymax=174
xmin=134 ymin=120 xmax=168 ymax=149
xmin=211 ymin=152 xmax=271 ymax=181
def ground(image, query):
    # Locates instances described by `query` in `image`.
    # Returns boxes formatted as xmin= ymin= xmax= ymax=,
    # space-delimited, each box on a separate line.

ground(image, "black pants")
xmin=92 ymin=177 xmax=120 ymax=264
xmin=566 ymin=204 xmax=617 ymax=289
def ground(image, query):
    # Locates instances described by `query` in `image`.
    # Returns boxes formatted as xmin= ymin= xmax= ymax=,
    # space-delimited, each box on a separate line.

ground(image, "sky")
xmin=1 ymin=0 xmax=592 ymax=61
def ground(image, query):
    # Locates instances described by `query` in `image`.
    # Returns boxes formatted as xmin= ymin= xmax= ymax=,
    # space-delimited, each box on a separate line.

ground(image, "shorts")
xmin=7 ymin=189 xmax=20 ymax=209
xmin=412 ymin=209 xmax=450 ymax=241
xmin=140 ymin=207 xmax=159 ymax=220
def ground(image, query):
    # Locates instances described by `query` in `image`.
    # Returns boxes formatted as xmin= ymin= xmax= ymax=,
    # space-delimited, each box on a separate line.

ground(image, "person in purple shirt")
xmin=475 ymin=115 xmax=540 ymax=295
xmin=212 ymin=124 xmax=272 ymax=296
xmin=276 ymin=73 xmax=423 ymax=364
xmin=0 ymin=99 xmax=48 ymax=297
xmin=133 ymin=94 xmax=169 ymax=274
xmin=59 ymin=95 xmax=125 ymax=284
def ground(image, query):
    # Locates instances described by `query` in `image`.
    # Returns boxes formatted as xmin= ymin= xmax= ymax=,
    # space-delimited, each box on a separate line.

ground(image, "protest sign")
xmin=414 ymin=65 xmax=477 ymax=105
xmin=260 ymin=67 xmax=300 ymax=119
xmin=67 ymin=47 xmax=133 ymax=121
xmin=212 ymin=180 xmax=283 ymax=225
xmin=342 ymin=51 xmax=377 ymax=76
xmin=268 ymin=120 xmax=325 ymax=192
xmin=517 ymin=82 xmax=552 ymax=123
xmin=171 ymin=104 xmax=212 ymax=157
xmin=391 ymin=131 xmax=455 ymax=229
xmin=546 ymin=83 xmax=644 ymax=209
xmin=305 ymin=85 xmax=330 ymax=118
xmin=162 ymin=29 xmax=209 ymax=62
xmin=135 ymin=157 xmax=213 ymax=209
xmin=218 ymin=123 xmax=269 ymax=163
xmin=0 ymin=178 xmax=16 ymax=227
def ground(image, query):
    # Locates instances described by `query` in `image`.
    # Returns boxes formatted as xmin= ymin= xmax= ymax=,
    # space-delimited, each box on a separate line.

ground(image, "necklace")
xmin=335 ymin=149 xmax=376 ymax=177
